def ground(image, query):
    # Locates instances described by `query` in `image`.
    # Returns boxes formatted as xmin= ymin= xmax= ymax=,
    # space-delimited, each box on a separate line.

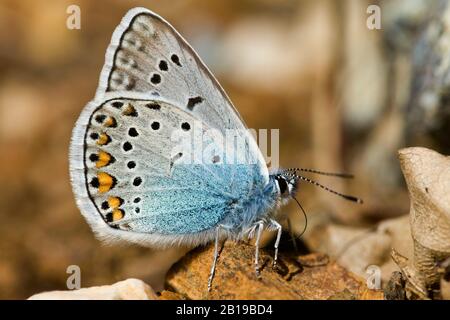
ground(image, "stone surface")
xmin=166 ymin=241 xmax=383 ymax=300
xmin=28 ymin=278 xmax=158 ymax=300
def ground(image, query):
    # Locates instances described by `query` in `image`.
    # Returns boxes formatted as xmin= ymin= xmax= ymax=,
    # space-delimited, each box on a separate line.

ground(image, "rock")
xmin=166 ymin=241 xmax=383 ymax=300
xmin=28 ymin=278 xmax=157 ymax=300
xmin=158 ymin=290 xmax=187 ymax=300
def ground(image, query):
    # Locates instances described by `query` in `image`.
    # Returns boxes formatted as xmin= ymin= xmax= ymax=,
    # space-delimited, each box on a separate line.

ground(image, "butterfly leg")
xmin=254 ymin=220 xmax=265 ymax=278
xmin=207 ymin=225 xmax=222 ymax=292
xmin=270 ymin=219 xmax=282 ymax=268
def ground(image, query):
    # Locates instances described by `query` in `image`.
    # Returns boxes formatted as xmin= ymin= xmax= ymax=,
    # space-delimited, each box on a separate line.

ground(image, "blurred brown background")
xmin=0 ymin=0 xmax=448 ymax=299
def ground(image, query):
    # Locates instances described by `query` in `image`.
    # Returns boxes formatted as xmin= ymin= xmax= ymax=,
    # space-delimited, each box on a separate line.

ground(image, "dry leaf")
xmin=393 ymin=147 xmax=450 ymax=299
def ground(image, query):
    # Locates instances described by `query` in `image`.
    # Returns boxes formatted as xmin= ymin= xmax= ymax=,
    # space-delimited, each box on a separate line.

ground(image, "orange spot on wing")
xmin=96 ymin=151 xmax=112 ymax=168
xmin=112 ymin=209 xmax=124 ymax=221
xmin=104 ymin=116 xmax=117 ymax=127
xmin=97 ymin=172 xmax=115 ymax=193
xmin=107 ymin=196 xmax=122 ymax=209
xmin=122 ymin=104 xmax=137 ymax=116
xmin=97 ymin=133 xmax=111 ymax=146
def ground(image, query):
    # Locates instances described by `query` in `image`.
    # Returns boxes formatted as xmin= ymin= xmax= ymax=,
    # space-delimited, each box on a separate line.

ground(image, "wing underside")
xmin=70 ymin=8 xmax=269 ymax=246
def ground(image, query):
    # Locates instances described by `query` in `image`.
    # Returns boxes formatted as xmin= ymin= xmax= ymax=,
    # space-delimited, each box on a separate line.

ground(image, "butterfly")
xmin=69 ymin=7 xmax=362 ymax=291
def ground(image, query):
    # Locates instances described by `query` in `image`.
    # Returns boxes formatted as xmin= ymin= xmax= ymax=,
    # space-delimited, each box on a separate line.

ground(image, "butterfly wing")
xmin=70 ymin=8 xmax=271 ymax=247
xmin=70 ymin=94 xmax=267 ymax=247
xmin=96 ymin=7 xmax=246 ymax=133
xmin=97 ymin=7 xmax=267 ymax=182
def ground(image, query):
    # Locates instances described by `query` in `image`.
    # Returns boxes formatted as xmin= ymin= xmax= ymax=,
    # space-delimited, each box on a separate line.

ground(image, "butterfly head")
xmin=272 ymin=167 xmax=363 ymax=204
xmin=273 ymin=170 xmax=299 ymax=200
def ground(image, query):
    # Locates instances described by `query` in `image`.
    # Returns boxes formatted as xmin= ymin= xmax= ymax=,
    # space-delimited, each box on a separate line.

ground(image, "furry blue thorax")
xmin=220 ymin=174 xmax=280 ymax=236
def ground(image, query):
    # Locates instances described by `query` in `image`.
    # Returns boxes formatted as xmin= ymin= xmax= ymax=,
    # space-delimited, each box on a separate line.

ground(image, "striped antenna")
xmin=287 ymin=168 xmax=354 ymax=179
xmin=294 ymin=174 xmax=363 ymax=204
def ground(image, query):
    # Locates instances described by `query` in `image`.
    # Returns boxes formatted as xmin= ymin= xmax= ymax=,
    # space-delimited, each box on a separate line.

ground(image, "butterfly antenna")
xmin=293 ymin=196 xmax=308 ymax=238
xmin=295 ymin=174 xmax=363 ymax=204
xmin=287 ymin=168 xmax=354 ymax=179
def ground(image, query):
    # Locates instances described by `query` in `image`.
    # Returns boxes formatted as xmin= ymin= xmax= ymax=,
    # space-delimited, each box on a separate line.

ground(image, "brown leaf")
xmin=395 ymin=147 xmax=450 ymax=299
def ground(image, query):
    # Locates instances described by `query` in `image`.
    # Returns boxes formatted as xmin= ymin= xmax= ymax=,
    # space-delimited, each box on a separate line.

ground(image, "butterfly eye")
xmin=276 ymin=176 xmax=288 ymax=194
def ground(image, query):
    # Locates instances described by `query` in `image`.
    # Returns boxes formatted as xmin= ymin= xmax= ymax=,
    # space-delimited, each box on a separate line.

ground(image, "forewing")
xmin=97 ymin=7 xmax=246 ymax=133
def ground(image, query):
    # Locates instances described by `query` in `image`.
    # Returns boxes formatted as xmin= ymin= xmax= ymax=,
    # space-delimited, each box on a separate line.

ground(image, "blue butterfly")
xmin=69 ymin=7 xmax=361 ymax=291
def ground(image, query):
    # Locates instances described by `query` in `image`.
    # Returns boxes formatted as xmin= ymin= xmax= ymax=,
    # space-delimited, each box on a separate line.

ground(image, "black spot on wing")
xmin=181 ymin=122 xmax=191 ymax=131
xmin=128 ymin=127 xmax=139 ymax=137
xmin=151 ymin=121 xmax=160 ymax=130
xmin=187 ymin=96 xmax=204 ymax=111
xmin=146 ymin=103 xmax=161 ymax=110
xmin=158 ymin=60 xmax=168 ymax=71
xmin=90 ymin=177 xmax=99 ymax=188
xmin=101 ymin=201 xmax=109 ymax=210
xmin=133 ymin=177 xmax=142 ymax=186
xmin=123 ymin=141 xmax=133 ymax=152
xmin=111 ymin=101 xmax=123 ymax=109
xmin=95 ymin=114 xmax=106 ymax=123
xmin=150 ymin=73 xmax=161 ymax=84
xmin=89 ymin=154 xmax=99 ymax=162
xmin=171 ymin=54 xmax=182 ymax=67
xmin=127 ymin=161 xmax=136 ymax=169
